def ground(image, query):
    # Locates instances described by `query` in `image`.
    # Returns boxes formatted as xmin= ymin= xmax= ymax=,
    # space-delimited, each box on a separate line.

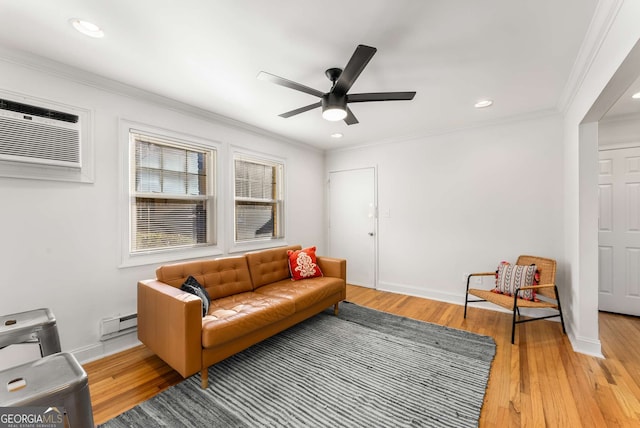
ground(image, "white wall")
xmin=324 ymin=0 xmax=640 ymax=360
xmin=599 ymin=113 xmax=640 ymax=146
xmin=0 ymin=54 xmax=325 ymax=365
xmin=326 ymin=113 xmax=564 ymax=304
xmin=563 ymin=0 xmax=640 ymax=356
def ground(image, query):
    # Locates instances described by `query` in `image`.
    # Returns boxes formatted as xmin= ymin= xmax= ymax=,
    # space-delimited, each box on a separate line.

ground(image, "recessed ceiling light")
xmin=70 ymin=18 xmax=104 ymax=38
xmin=632 ymin=92 xmax=640 ymax=99
xmin=474 ymin=100 xmax=493 ymax=108
xmin=330 ymin=133 xmax=343 ymax=139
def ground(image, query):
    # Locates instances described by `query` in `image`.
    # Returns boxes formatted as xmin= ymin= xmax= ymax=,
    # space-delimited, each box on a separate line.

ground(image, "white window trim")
xmin=118 ymin=119 xmax=223 ymax=268
xmin=228 ymin=146 xmax=287 ymax=254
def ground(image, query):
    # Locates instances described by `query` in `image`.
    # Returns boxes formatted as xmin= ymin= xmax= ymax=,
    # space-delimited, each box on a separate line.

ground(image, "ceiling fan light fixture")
xmin=321 ymin=93 xmax=347 ymax=121
xmin=322 ymin=107 xmax=347 ymax=121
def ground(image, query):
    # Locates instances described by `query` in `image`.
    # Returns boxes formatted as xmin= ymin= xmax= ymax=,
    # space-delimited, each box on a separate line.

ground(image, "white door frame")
xmin=327 ymin=166 xmax=378 ymax=289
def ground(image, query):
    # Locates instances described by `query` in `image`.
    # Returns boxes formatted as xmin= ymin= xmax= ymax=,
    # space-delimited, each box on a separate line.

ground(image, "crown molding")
xmin=328 ymin=108 xmax=561 ymax=154
xmin=556 ymin=0 xmax=624 ymax=113
xmin=0 ymin=45 xmax=322 ymax=155
xmin=599 ymin=110 xmax=640 ymax=124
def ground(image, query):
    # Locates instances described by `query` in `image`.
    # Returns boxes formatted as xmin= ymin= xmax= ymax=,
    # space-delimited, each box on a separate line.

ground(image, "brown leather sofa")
xmin=137 ymin=245 xmax=347 ymax=388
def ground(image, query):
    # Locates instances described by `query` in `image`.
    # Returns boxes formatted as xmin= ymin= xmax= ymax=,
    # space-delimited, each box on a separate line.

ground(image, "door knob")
xmin=368 ymin=232 xmax=374 ymax=236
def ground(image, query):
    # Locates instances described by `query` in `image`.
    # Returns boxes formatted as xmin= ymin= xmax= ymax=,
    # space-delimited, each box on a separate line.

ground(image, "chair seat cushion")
xmin=468 ymin=288 xmax=558 ymax=309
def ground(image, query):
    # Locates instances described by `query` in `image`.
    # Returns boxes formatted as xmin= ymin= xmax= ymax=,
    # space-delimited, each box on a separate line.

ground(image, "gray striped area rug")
xmin=100 ymin=302 xmax=495 ymax=428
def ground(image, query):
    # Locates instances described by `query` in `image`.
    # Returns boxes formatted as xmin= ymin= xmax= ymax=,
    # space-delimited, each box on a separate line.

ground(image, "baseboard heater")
xmin=100 ymin=313 xmax=137 ymax=341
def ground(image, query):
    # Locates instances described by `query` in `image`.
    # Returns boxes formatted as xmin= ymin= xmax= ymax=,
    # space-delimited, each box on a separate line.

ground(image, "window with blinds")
xmin=234 ymin=156 xmax=284 ymax=242
xmin=130 ymin=132 xmax=215 ymax=252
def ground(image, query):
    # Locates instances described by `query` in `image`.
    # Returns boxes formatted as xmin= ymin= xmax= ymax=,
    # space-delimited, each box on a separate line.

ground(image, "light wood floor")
xmin=84 ymin=285 xmax=640 ymax=427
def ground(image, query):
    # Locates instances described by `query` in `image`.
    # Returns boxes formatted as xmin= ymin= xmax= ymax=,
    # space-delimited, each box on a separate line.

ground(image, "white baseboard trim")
xmin=377 ymin=281 xmax=562 ymax=319
xmin=377 ymin=281 xmax=464 ymax=306
xmin=66 ymin=287 xmax=603 ymax=364
xmin=379 ymin=281 xmax=606 ymax=358
xmin=72 ymin=330 xmax=141 ymax=364
xmin=378 ymin=282 xmax=605 ymax=358
xmin=568 ymin=331 xmax=604 ymax=358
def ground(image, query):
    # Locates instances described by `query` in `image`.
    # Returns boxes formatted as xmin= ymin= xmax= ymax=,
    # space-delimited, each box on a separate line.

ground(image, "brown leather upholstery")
xmin=137 ymin=245 xmax=347 ymax=387
xmin=156 ymin=256 xmax=253 ymax=300
xmin=316 ymin=256 xmax=347 ymax=283
xmin=245 ymin=245 xmax=301 ymax=288
xmin=256 ymin=277 xmax=345 ymax=311
xmin=202 ymin=292 xmax=294 ymax=348
xmin=201 ymin=290 xmax=344 ymax=371
xmin=137 ymin=279 xmax=202 ymax=378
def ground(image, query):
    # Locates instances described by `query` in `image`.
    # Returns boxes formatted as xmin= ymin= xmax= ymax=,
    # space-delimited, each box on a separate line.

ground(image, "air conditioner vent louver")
xmin=0 ymin=117 xmax=80 ymax=163
xmin=0 ymin=97 xmax=82 ymax=168
xmin=0 ymin=98 xmax=79 ymax=123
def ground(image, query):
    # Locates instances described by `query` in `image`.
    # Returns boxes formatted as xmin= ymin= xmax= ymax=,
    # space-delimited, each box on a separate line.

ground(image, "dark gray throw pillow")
xmin=180 ymin=276 xmax=211 ymax=317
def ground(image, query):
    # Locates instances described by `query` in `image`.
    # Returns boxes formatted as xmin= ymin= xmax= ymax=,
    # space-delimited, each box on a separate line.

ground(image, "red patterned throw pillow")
xmin=287 ymin=247 xmax=323 ymax=281
xmin=492 ymin=261 xmax=538 ymax=301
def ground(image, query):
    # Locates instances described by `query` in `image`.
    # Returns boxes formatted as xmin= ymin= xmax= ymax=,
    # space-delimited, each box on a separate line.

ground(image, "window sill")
xmin=227 ymin=239 xmax=289 ymax=255
xmin=119 ymin=246 xmax=224 ymax=268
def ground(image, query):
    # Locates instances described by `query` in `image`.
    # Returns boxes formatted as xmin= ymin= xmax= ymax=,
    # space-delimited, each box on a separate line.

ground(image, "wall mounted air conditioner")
xmin=0 ymin=97 xmax=82 ymax=168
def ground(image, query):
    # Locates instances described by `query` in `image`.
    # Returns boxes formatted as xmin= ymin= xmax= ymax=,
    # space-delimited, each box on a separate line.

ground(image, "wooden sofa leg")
xmin=334 ymin=302 xmax=339 ymax=316
xmin=201 ymin=367 xmax=209 ymax=389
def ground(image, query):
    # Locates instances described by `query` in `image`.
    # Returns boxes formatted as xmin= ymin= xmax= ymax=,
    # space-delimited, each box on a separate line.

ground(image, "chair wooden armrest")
xmin=466 ymin=272 xmax=495 ymax=293
xmin=468 ymin=272 xmax=496 ymax=277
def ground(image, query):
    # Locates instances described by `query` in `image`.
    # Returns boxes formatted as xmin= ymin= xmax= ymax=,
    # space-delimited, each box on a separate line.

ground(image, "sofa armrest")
xmin=317 ymin=257 xmax=346 ymax=282
xmin=137 ymin=279 xmax=202 ymax=378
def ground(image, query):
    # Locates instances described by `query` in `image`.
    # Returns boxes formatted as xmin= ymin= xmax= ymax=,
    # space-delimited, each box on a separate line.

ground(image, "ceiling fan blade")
xmin=278 ymin=101 xmax=322 ymax=118
xmin=257 ymin=71 xmax=324 ymax=98
xmin=332 ymin=45 xmax=377 ymax=95
xmin=344 ymin=106 xmax=359 ymax=125
xmin=347 ymin=92 xmax=416 ymax=103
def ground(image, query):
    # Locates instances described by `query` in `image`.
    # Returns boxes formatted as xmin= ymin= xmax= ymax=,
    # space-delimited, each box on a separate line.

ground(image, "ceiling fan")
xmin=257 ymin=44 xmax=416 ymax=125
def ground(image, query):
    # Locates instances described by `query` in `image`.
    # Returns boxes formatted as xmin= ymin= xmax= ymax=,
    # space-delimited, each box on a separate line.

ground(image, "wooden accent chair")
xmin=463 ymin=255 xmax=566 ymax=344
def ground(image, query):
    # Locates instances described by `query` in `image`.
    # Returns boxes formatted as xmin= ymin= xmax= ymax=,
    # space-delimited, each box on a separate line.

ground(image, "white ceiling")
xmin=603 ymin=74 xmax=640 ymax=119
xmin=0 ymin=0 xmax=600 ymax=150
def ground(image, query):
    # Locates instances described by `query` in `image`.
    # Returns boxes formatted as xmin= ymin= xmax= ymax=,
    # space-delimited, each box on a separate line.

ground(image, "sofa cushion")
xmin=156 ymin=256 xmax=253 ymax=300
xmin=201 ymin=292 xmax=295 ymax=348
xmin=245 ymin=245 xmax=301 ymax=289
xmin=255 ymin=277 xmax=345 ymax=312
xmin=287 ymin=247 xmax=323 ymax=281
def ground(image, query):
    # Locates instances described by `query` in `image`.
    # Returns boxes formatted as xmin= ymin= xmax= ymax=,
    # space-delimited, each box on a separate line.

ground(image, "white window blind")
xmin=234 ymin=156 xmax=283 ymax=242
xmin=131 ymin=132 xmax=215 ymax=252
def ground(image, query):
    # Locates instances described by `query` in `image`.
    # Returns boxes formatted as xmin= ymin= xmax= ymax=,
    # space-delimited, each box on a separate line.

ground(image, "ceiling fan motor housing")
xmin=322 ymin=92 xmax=347 ymax=109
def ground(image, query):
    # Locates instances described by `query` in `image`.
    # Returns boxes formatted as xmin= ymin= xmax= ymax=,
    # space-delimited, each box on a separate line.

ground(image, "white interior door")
xmin=328 ymin=168 xmax=376 ymax=288
xmin=598 ymin=146 xmax=640 ymax=316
